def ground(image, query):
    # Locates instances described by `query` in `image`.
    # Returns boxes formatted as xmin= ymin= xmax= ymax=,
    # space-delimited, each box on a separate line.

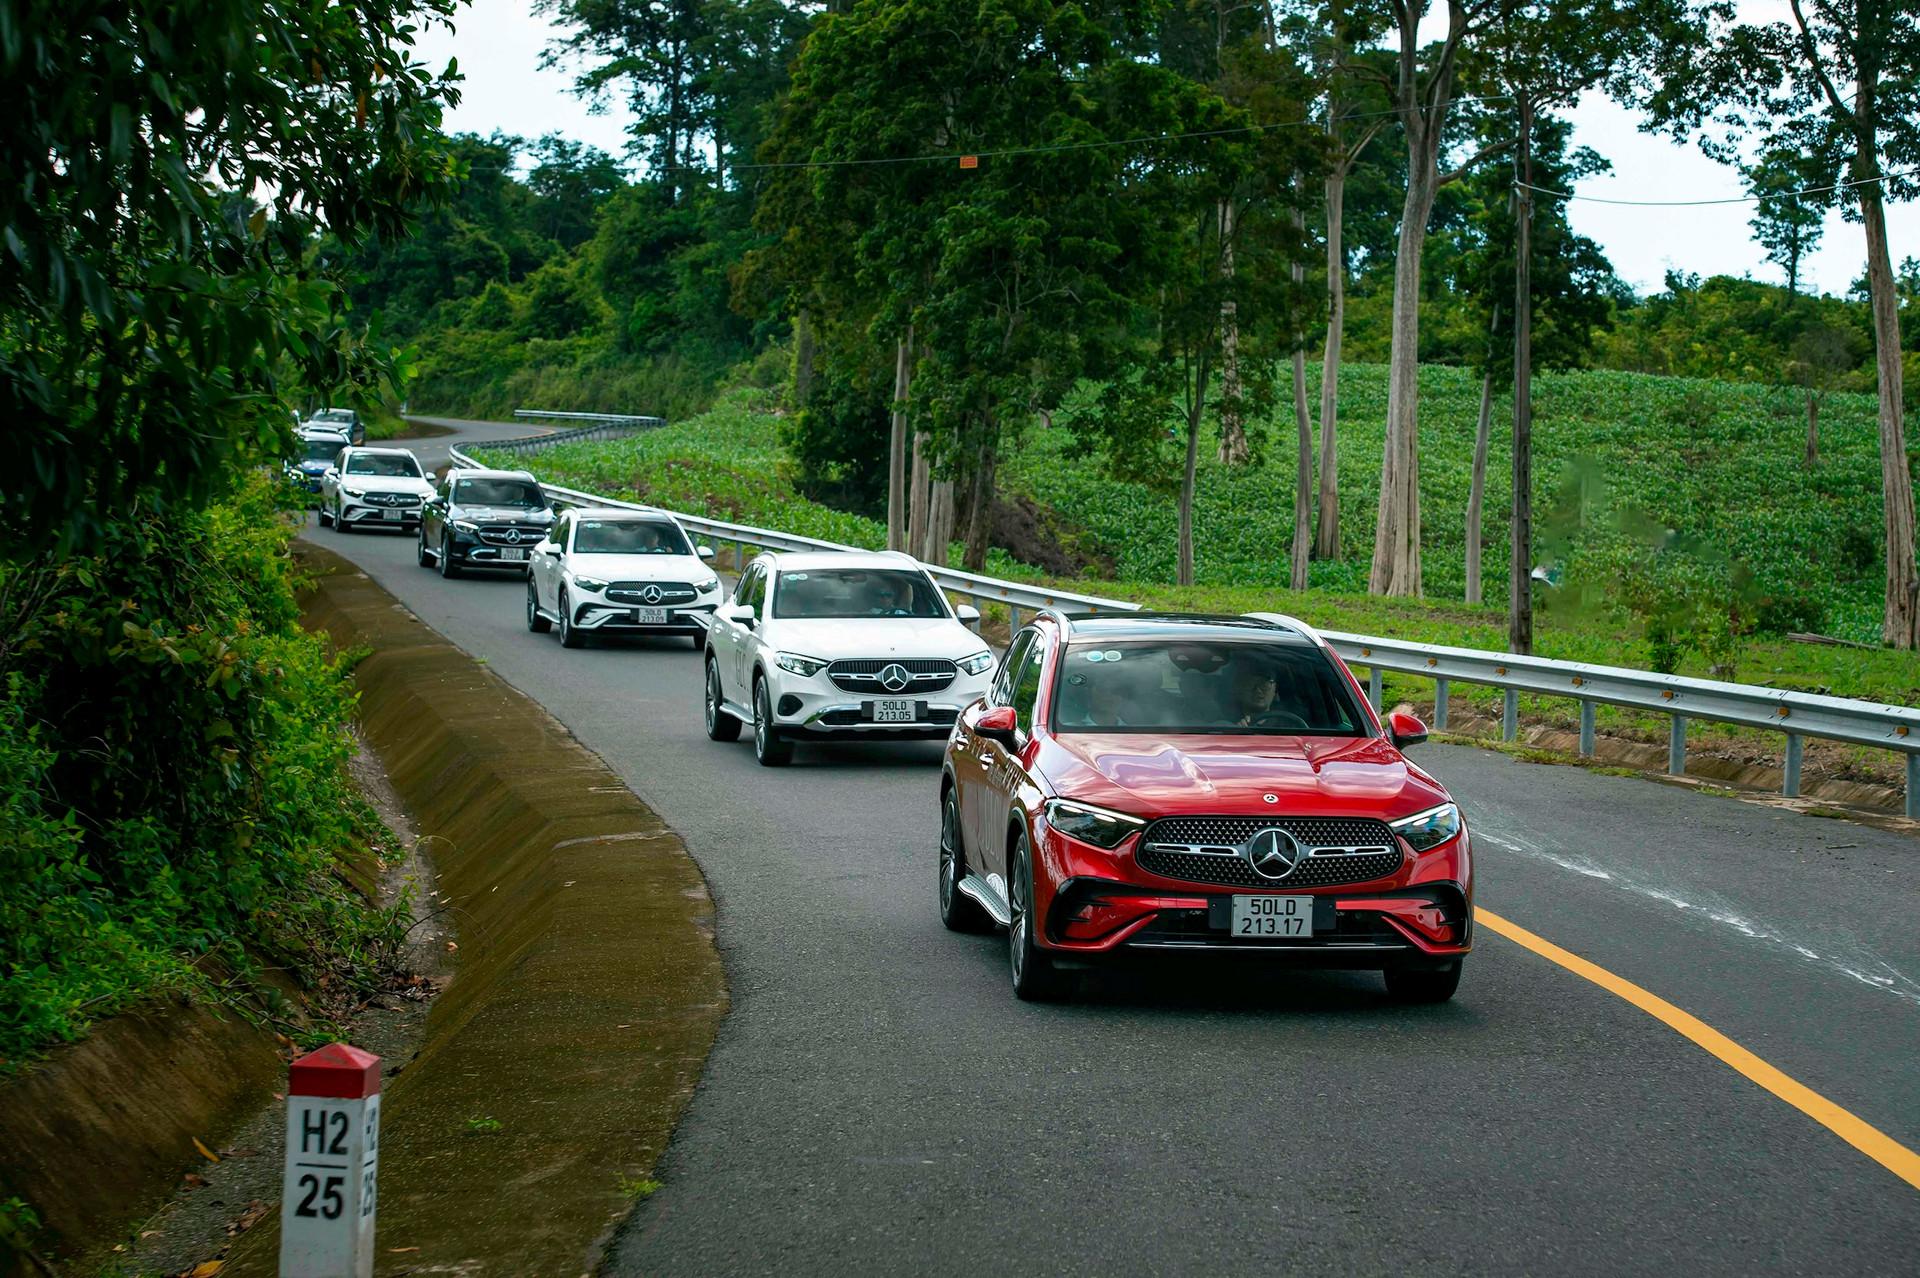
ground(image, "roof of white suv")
xmin=762 ymin=550 xmax=923 ymax=573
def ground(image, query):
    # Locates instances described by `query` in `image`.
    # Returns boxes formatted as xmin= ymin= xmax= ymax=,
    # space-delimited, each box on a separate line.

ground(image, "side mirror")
xmin=956 ymin=603 xmax=981 ymax=627
xmin=722 ymin=603 xmax=756 ymax=627
xmin=697 ymin=544 xmax=716 ymax=561
xmin=1387 ymin=710 xmax=1428 ymax=750
xmin=976 ymin=704 xmax=1019 ymax=747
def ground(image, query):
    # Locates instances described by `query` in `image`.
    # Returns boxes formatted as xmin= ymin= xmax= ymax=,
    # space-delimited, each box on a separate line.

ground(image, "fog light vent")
xmin=777 ymin=694 xmax=803 ymax=717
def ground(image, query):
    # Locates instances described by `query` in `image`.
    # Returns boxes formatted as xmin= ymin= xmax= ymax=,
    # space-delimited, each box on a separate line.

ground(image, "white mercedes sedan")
xmin=526 ymin=507 xmax=722 ymax=648
xmin=703 ymin=550 xmax=992 ymax=765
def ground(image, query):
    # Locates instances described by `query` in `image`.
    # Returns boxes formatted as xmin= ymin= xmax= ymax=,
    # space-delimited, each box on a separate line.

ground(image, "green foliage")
xmin=1 ymin=0 xmax=464 ymax=558
xmin=0 ymin=477 xmax=398 ymax=1070
xmin=1597 ymin=273 xmax=1878 ymax=385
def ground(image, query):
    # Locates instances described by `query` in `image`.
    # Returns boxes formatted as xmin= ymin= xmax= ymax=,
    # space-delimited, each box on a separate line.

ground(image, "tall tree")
xmin=1650 ymin=0 xmax=1919 ymax=647
xmin=1742 ymin=145 xmax=1837 ymax=298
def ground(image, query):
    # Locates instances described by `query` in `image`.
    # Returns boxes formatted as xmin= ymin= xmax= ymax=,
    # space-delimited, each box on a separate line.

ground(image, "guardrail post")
xmin=1367 ymin=667 xmax=1381 ymax=711
xmin=1907 ymin=753 xmax=1918 ymax=821
xmin=1668 ymin=715 xmax=1687 ymax=776
xmin=1009 ymin=604 xmax=1023 ymax=632
xmin=1782 ymin=733 xmax=1803 ymax=798
xmin=1578 ymin=701 xmax=1596 ymax=757
xmin=1433 ymin=678 xmax=1448 ymax=730
xmin=1502 ymin=689 xmax=1518 ymax=742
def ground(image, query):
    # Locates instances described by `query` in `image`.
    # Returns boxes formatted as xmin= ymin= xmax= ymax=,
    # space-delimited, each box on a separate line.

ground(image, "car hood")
xmin=451 ymin=505 xmax=552 ymax=523
xmin=1035 ymin=733 xmax=1448 ymax=820
xmin=767 ymin=616 xmax=985 ymax=660
xmin=568 ymin=552 xmax=709 ymax=580
xmin=293 ymin=460 xmax=331 ymax=473
xmin=341 ymin=476 xmax=433 ymax=496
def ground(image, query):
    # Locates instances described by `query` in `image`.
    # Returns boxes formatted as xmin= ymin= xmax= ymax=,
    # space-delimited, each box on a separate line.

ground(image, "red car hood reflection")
xmin=1037 ymin=733 xmax=1447 ymax=818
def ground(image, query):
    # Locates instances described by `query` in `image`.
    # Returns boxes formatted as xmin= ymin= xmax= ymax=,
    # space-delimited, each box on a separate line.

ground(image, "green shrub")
xmin=0 ymin=475 xmax=397 ymax=1071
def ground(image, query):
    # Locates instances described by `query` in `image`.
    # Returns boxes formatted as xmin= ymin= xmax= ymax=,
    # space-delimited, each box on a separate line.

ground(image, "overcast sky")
xmin=413 ymin=0 xmax=1914 ymax=298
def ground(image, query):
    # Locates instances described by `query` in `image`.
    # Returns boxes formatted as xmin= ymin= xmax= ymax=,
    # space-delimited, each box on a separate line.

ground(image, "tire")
xmin=333 ymin=500 xmax=352 ymax=534
xmin=317 ymin=502 xmax=333 ymax=528
xmin=437 ymin=534 xmax=461 ymax=579
xmin=752 ymin=676 xmax=792 ymax=766
xmin=416 ymin=530 xmax=432 ymax=568
xmin=1007 ymin=830 xmax=1065 ymax=1001
xmin=704 ymin=659 xmax=741 ymax=742
xmin=1384 ymin=961 xmax=1463 ymax=1004
xmin=938 ymin=785 xmax=991 ymax=933
xmin=526 ymin=577 xmax=550 ymax=633
xmin=558 ymin=589 xmax=585 ymax=648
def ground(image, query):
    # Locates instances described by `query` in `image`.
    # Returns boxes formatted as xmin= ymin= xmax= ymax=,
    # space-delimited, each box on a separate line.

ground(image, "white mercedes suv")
xmin=526 ymin=507 xmax=723 ymax=648
xmin=703 ymin=550 xmax=992 ymax=765
xmin=316 ymin=446 xmax=435 ymax=532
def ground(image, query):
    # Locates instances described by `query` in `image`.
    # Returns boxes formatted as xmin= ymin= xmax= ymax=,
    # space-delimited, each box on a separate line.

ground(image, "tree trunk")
xmin=1466 ymin=367 xmax=1493 ymax=605
xmin=962 ymin=433 xmax=997 ymax=572
xmin=1861 ymin=174 xmax=1917 ymax=647
xmin=1315 ymin=162 xmax=1346 ymax=560
xmin=1509 ymin=98 xmax=1536 ymax=656
xmin=1804 ymin=391 xmax=1820 ymax=468
xmin=791 ymin=310 xmax=815 ymax=411
xmin=1180 ymin=351 xmax=1214 ymax=587
xmin=886 ymin=328 xmax=912 ymax=551
xmin=1217 ymin=198 xmax=1249 ymax=465
xmin=907 ymin=430 xmax=931 ymax=559
xmin=924 ymin=480 xmax=955 ymax=567
xmin=1369 ymin=159 xmax=1437 ymax=597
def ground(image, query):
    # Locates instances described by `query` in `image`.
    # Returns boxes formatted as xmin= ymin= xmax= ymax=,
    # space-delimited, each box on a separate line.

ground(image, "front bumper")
xmin=338 ymin=500 xmax=422 ymax=529
xmin=569 ymin=598 xmax=718 ymax=633
xmin=768 ymin=669 xmax=993 ymax=737
xmin=445 ymin=531 xmax=541 ymax=569
xmin=1030 ymin=821 xmax=1473 ymax=966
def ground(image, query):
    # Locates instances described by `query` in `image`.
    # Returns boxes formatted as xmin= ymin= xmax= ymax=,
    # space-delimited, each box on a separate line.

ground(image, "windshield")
xmin=1052 ymin=639 xmax=1367 ymax=736
xmin=453 ymin=478 xmax=544 ymax=508
xmin=301 ymin=439 xmax=341 ymax=464
xmin=772 ymin=568 xmax=947 ymax=619
xmin=344 ymin=453 xmax=421 ymax=478
xmin=573 ymin=518 xmax=691 ymax=556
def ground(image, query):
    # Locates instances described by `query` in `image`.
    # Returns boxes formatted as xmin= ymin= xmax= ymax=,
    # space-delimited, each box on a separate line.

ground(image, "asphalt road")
xmin=328 ymin=419 xmax=1920 ymax=1275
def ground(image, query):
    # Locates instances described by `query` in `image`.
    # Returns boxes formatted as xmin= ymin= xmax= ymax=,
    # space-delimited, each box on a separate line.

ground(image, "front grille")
xmin=1136 ymin=846 xmax=1403 ymax=889
xmin=364 ymin=492 xmax=423 ymax=508
xmin=1137 ymin=815 xmax=1400 ymax=890
xmin=827 ymin=658 xmax=957 ymax=694
xmin=606 ymin=581 xmax=698 ymax=606
xmin=477 ymin=524 xmax=545 ymax=546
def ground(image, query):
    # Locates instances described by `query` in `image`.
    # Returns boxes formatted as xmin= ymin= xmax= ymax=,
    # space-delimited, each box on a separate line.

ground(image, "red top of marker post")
xmin=289 ymin=1043 xmax=382 ymax=1099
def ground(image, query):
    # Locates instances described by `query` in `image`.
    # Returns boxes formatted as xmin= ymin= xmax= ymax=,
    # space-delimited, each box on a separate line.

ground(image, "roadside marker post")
xmin=280 ymin=1044 xmax=381 ymax=1278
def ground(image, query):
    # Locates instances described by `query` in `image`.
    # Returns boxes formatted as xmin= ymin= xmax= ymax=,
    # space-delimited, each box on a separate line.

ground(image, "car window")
xmin=770 ymin=568 xmax=946 ymax=619
xmin=452 ymin=477 xmax=544 ymax=508
xmin=572 ymin=518 xmax=691 ymax=556
xmin=549 ymin=514 xmax=570 ymax=547
xmin=344 ymin=453 xmax=421 ymax=478
xmin=991 ymin=630 xmax=1036 ymax=707
xmin=736 ymin=564 xmax=765 ymax=611
xmin=300 ymin=439 xmax=340 ymax=463
xmin=1010 ymin=641 xmax=1046 ymax=737
xmin=1050 ymin=638 xmax=1366 ymax=735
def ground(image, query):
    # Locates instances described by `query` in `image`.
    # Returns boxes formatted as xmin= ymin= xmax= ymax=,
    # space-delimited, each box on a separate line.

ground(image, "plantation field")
xmin=479 ymin=369 xmax=1918 ymax=723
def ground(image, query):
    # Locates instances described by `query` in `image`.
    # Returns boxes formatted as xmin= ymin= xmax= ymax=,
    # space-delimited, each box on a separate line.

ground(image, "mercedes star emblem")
xmin=503 ymin=528 xmax=522 ymax=544
xmin=879 ymin=663 xmax=912 ymax=692
xmin=1246 ymin=828 xmax=1301 ymax=880
xmin=1262 ymin=793 xmax=1279 ymax=804
xmin=641 ymin=584 xmax=664 ymax=604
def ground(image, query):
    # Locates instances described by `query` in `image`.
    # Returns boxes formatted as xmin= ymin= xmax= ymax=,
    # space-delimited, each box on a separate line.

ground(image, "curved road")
xmin=317 ymin=419 xmax=1920 ymax=1275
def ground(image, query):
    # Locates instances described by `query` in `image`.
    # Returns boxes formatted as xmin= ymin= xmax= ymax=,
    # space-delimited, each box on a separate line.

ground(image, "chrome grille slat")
xmin=606 ymin=581 xmax=697 ymax=605
xmin=827 ymin=658 xmax=957 ymax=694
xmin=1137 ymin=815 xmax=1400 ymax=890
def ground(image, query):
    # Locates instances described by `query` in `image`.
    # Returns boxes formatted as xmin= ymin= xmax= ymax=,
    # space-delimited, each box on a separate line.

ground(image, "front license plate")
xmin=870 ymin=698 xmax=917 ymax=723
xmin=1230 ymin=895 xmax=1315 ymax=938
xmin=498 ymin=547 xmax=528 ymax=562
xmin=634 ymin=607 xmax=670 ymax=625
xmin=379 ymin=509 xmax=403 ymax=521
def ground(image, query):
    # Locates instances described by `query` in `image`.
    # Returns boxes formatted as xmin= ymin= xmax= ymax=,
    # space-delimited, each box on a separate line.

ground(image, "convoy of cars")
xmin=333 ymin=457 xmax=1471 ymax=1005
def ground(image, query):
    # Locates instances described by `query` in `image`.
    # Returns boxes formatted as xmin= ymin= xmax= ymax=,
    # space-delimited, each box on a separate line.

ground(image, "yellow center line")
xmin=1477 ymin=907 xmax=1920 ymax=1194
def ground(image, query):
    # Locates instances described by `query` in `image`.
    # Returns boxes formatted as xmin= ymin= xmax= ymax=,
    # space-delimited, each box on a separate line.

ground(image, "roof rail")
xmin=1037 ymin=606 xmax=1076 ymax=635
xmin=1242 ymin=611 xmax=1325 ymax=645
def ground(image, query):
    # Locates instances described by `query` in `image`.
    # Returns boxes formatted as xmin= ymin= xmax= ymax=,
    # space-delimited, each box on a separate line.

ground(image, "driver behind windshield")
xmin=1229 ymin=658 xmax=1281 ymax=727
xmin=1054 ymin=641 xmax=1361 ymax=735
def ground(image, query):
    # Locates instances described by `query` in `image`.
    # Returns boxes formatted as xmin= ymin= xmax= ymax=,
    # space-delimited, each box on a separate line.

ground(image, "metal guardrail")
xmin=453 ymin=435 xmax=1920 ymax=818
xmin=484 ymin=411 xmax=667 ymax=454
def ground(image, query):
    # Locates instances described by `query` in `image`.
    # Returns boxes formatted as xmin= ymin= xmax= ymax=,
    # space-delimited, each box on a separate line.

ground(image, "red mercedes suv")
xmin=938 ymin=611 xmax=1472 ymax=1002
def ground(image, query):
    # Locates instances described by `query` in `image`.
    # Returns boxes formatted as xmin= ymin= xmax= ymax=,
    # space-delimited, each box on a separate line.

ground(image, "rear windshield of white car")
xmin=453 ymin=478 xmax=544 ymax=508
xmin=344 ymin=453 xmax=421 ymax=478
xmin=1052 ymin=639 xmax=1367 ymax=736
xmin=573 ymin=519 xmax=691 ymax=556
xmin=772 ymin=569 xmax=948 ymax=620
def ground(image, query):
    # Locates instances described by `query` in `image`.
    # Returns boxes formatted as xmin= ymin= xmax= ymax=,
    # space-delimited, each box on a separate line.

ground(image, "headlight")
xmin=450 ymin=520 xmax=479 ymax=533
xmin=695 ymin=575 xmax=721 ymax=593
xmin=572 ymin=576 xmax=609 ymax=593
xmin=342 ymin=487 xmax=365 ymax=498
xmin=957 ymin=650 xmax=995 ymax=676
xmin=1042 ymin=798 xmax=1146 ymax=849
xmin=775 ymin=652 xmax=828 ymax=677
xmin=1390 ymin=803 xmax=1462 ymax=853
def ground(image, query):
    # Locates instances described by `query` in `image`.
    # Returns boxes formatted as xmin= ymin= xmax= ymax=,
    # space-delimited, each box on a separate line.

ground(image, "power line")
xmin=709 ymin=95 xmax=1517 ymax=173
xmin=1521 ymin=166 xmax=1919 ymax=207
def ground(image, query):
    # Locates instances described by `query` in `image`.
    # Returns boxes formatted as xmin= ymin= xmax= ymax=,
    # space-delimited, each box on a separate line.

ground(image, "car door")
xmin=735 ymin=563 xmax=769 ymax=693
xmin=712 ymin=562 xmax=758 ymax=702
xmin=535 ymin=514 xmax=569 ymax=611
xmin=421 ymin=474 xmax=448 ymax=547
xmin=962 ymin=629 xmax=1037 ymax=885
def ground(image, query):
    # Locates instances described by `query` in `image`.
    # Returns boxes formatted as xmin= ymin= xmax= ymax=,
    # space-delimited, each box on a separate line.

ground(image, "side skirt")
xmin=957 ymin=873 xmax=1012 ymax=927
